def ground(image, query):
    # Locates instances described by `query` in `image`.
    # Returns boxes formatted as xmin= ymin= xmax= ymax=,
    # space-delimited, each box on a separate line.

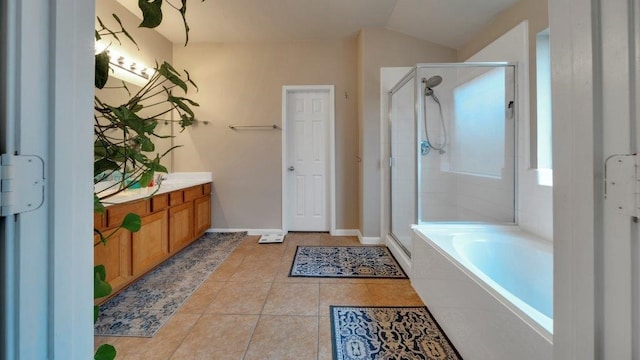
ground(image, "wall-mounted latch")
xmin=0 ymin=154 xmax=45 ymax=217
xmin=604 ymin=154 xmax=640 ymax=217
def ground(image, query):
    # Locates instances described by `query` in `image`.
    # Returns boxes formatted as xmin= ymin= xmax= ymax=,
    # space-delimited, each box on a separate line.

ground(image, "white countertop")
xmin=96 ymin=172 xmax=212 ymax=206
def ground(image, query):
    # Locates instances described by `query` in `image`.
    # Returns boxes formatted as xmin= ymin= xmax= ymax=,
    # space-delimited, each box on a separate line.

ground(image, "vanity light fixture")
xmin=95 ymin=43 xmax=154 ymax=81
xmin=107 ymin=49 xmax=152 ymax=80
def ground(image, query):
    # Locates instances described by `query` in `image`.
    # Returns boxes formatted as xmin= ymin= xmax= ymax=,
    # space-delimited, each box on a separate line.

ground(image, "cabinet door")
xmin=94 ymin=228 xmax=132 ymax=296
xmin=132 ymin=210 xmax=169 ymax=276
xmin=169 ymin=201 xmax=194 ymax=253
xmin=194 ymin=195 xmax=211 ymax=237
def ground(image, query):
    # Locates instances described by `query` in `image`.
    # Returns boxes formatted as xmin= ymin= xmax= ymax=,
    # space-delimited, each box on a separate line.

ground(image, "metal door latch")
xmin=0 ymin=154 xmax=45 ymax=216
xmin=604 ymin=154 xmax=640 ymax=217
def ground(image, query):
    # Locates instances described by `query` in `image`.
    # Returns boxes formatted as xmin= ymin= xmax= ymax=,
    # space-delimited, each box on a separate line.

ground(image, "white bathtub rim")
xmin=413 ymin=226 xmax=553 ymax=343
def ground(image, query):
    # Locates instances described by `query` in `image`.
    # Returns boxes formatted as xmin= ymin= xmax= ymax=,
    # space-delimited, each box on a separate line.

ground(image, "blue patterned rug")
xmin=94 ymin=232 xmax=246 ymax=337
xmin=330 ymin=306 xmax=463 ymax=360
xmin=289 ymin=246 xmax=407 ymax=278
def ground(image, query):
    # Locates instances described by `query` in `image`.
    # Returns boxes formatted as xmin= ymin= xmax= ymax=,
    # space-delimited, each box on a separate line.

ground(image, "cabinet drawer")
xmin=150 ymin=193 xmax=169 ymax=212
xmin=184 ymin=185 xmax=203 ymax=202
xmin=203 ymin=183 xmax=212 ymax=195
xmin=169 ymin=190 xmax=183 ymax=206
xmin=106 ymin=200 xmax=148 ymax=229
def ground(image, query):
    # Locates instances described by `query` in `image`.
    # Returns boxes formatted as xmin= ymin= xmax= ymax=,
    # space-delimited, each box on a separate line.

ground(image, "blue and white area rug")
xmin=289 ymin=246 xmax=407 ymax=278
xmin=330 ymin=306 xmax=463 ymax=360
xmin=94 ymin=232 xmax=246 ymax=337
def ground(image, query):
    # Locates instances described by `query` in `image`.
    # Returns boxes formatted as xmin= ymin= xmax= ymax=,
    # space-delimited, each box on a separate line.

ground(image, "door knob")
xmin=288 ymin=166 xmax=295 ymax=171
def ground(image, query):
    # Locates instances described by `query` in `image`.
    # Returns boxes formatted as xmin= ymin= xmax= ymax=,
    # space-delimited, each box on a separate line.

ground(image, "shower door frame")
xmin=387 ymin=62 xmax=519 ymax=257
xmin=387 ymin=67 xmax=418 ymax=256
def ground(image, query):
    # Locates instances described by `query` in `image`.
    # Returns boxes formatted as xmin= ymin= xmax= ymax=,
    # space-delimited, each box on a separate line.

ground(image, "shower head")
xmin=422 ymin=75 xmax=442 ymax=97
xmin=423 ymin=75 xmax=442 ymax=89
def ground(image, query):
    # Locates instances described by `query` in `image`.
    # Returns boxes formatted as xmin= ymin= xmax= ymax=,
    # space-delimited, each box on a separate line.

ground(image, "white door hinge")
xmin=0 ymin=154 xmax=45 ymax=216
xmin=604 ymin=154 xmax=640 ymax=217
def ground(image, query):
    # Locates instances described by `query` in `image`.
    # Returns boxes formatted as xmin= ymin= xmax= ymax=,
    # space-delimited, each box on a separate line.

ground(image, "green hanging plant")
xmin=93 ymin=2 xmax=202 ymax=359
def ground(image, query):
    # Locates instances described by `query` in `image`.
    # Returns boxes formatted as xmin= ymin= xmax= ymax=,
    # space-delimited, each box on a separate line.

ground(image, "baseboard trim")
xmin=357 ymin=231 xmax=383 ymax=245
xmin=330 ymin=229 xmax=360 ymax=237
xmin=206 ymin=228 xmax=284 ymax=236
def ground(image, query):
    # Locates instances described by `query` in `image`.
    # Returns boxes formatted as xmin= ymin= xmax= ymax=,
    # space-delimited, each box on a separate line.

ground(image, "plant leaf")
xmin=94 ymin=305 xmax=100 ymax=323
xmin=95 ymin=51 xmax=110 ymax=89
xmin=94 ymin=267 xmax=112 ymax=299
xmin=95 ymin=265 xmax=107 ymax=281
xmin=138 ymin=136 xmax=155 ymax=152
xmin=94 ymin=194 xmax=106 ymax=214
xmin=138 ymin=0 xmax=163 ymax=28
xmin=94 ymin=344 xmax=117 ymax=360
xmin=179 ymin=0 xmax=190 ymax=46
xmin=157 ymin=62 xmax=188 ymax=92
xmin=94 ymin=159 xmax=120 ymax=177
xmin=121 ymin=213 xmax=142 ymax=232
xmin=183 ymin=69 xmax=199 ymax=91
xmin=167 ymin=93 xmax=195 ymax=117
xmin=112 ymin=13 xmax=139 ymax=50
xmin=139 ymin=170 xmax=154 ymax=187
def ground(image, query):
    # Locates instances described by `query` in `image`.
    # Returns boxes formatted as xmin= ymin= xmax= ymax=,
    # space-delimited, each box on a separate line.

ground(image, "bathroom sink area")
xmin=96 ymin=172 xmax=213 ymax=206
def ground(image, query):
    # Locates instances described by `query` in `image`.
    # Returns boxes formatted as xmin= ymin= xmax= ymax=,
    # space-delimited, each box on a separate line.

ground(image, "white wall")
xmin=359 ymin=28 xmax=457 ymax=239
xmin=172 ymin=40 xmax=359 ymax=231
xmin=466 ymin=21 xmax=553 ymax=240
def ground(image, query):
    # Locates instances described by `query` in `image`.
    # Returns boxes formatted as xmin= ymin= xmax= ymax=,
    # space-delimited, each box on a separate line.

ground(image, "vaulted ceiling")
xmin=117 ymin=0 xmax=520 ymax=49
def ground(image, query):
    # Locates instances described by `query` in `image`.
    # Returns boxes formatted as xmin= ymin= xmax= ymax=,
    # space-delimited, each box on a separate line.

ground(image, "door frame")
xmin=551 ymin=0 xmax=640 ymax=358
xmin=281 ymin=85 xmax=336 ymax=234
xmin=1 ymin=0 xmax=95 ymax=358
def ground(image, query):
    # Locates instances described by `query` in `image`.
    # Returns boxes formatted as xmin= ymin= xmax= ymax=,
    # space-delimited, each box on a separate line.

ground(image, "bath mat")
xmin=289 ymin=246 xmax=407 ymax=278
xmin=330 ymin=306 xmax=463 ymax=360
xmin=94 ymin=232 xmax=246 ymax=337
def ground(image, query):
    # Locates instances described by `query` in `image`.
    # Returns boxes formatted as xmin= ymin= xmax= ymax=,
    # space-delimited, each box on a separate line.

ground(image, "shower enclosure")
xmin=388 ymin=63 xmax=517 ymax=255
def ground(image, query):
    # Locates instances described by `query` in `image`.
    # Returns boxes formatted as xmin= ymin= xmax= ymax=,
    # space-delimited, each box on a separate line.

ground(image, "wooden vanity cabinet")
xmin=169 ymin=201 xmax=194 ymax=253
xmin=194 ymin=185 xmax=212 ymax=236
xmin=94 ymin=182 xmax=212 ymax=303
xmin=94 ymin=228 xmax=132 ymax=297
xmin=132 ymin=210 xmax=169 ymax=276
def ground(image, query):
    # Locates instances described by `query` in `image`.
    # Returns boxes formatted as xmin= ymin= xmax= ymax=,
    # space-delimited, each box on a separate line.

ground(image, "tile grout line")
xmin=167 ymin=312 xmax=205 ymax=359
xmin=241 ymin=269 xmax=276 ymax=360
xmin=316 ymin=282 xmax=322 ymax=360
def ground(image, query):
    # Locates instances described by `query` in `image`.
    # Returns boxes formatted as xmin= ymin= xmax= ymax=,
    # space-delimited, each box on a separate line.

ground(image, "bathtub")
xmin=410 ymin=223 xmax=553 ymax=360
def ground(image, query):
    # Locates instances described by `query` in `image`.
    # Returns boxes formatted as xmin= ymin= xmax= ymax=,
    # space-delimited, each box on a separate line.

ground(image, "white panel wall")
xmin=466 ymin=21 xmax=553 ymax=240
xmin=417 ymin=66 xmax=516 ymax=224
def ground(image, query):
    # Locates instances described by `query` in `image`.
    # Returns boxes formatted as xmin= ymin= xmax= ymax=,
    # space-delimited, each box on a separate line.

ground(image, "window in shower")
xmin=450 ymin=68 xmax=506 ymax=178
xmin=536 ymin=28 xmax=553 ymax=186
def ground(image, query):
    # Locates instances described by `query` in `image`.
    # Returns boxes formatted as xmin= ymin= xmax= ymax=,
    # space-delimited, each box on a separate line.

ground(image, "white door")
xmin=284 ymin=88 xmax=332 ymax=231
xmin=600 ymin=0 xmax=640 ymax=357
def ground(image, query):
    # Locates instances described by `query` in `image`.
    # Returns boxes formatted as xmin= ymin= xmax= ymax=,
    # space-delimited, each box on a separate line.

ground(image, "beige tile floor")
xmin=95 ymin=232 xmax=425 ymax=360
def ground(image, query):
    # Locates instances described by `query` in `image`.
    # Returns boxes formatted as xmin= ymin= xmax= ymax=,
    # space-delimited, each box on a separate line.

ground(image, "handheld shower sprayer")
xmin=421 ymin=75 xmax=447 ymax=155
xmin=423 ymin=75 xmax=442 ymax=97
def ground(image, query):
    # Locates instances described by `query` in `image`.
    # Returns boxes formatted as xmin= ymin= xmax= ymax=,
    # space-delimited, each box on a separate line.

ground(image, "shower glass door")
xmin=389 ymin=71 xmax=417 ymax=254
xmin=388 ymin=63 xmax=516 ymax=257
